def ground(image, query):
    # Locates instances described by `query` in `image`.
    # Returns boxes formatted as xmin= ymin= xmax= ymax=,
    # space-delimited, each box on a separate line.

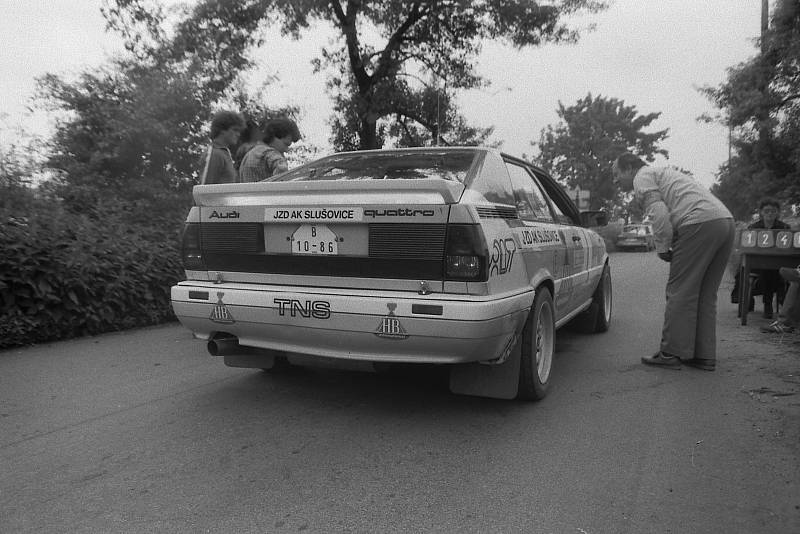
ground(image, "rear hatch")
xmin=186 ymin=149 xmax=481 ymax=292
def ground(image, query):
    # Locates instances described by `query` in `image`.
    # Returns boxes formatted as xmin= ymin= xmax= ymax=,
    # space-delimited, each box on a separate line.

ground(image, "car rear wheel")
xmin=590 ymin=263 xmax=612 ymax=332
xmin=517 ymin=287 xmax=555 ymax=401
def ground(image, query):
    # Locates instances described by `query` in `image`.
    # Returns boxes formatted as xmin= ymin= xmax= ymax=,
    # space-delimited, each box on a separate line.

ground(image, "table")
xmin=737 ymin=229 xmax=800 ymax=325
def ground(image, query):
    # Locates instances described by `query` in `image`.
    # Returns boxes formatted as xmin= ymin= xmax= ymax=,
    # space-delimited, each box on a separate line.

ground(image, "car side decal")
xmin=513 ymin=226 xmax=563 ymax=250
xmin=489 ymin=238 xmax=516 ymax=276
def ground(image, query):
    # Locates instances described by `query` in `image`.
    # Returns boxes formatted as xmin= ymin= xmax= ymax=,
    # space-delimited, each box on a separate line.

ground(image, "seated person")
xmin=761 ymin=265 xmax=800 ymax=333
xmin=731 ymin=198 xmax=791 ymax=318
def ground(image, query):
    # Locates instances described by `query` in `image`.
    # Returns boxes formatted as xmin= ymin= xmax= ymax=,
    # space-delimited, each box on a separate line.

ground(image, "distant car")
xmin=616 ymin=224 xmax=655 ymax=252
xmin=171 ymin=147 xmax=612 ymax=400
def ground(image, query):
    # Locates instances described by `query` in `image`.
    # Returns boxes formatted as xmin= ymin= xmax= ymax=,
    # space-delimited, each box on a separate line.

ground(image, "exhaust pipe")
xmin=207 ymin=335 xmax=242 ymax=356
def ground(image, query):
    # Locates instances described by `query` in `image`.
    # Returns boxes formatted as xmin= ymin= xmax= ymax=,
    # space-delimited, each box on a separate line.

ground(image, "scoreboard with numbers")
xmin=740 ymin=229 xmax=800 ymax=250
xmin=737 ymin=228 xmax=800 ymax=326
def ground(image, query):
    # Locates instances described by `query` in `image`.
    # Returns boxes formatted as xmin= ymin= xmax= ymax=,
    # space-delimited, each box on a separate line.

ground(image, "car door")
xmin=531 ymin=169 xmax=594 ymax=308
xmin=504 ymin=160 xmax=580 ymax=321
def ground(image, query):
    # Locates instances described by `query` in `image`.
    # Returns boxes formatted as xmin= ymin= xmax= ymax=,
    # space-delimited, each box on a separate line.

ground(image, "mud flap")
xmin=448 ymin=340 xmax=521 ymax=400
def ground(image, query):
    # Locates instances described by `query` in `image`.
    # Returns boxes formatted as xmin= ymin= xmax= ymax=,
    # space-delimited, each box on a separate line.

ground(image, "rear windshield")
xmin=270 ymin=151 xmax=477 ymax=183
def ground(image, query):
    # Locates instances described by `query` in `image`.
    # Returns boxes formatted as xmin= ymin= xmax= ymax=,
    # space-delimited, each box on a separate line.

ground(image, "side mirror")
xmin=580 ymin=210 xmax=608 ymax=227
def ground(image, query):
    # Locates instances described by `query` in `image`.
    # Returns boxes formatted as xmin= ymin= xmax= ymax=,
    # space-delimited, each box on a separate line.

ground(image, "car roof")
xmin=332 ymin=146 xmax=493 ymax=157
xmin=331 ymin=146 xmax=552 ymax=177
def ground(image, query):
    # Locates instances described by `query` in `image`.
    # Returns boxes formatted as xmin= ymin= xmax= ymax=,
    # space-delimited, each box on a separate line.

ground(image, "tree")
xmin=36 ymin=0 xmax=296 ymax=217
xmin=534 ymin=93 xmax=669 ymax=212
xmin=384 ymin=84 xmax=498 ymax=148
xmin=166 ymin=0 xmax=608 ymax=150
xmin=700 ymin=0 xmax=800 ymax=219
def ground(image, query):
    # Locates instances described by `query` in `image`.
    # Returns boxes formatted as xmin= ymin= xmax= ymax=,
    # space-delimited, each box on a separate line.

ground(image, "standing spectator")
xmin=200 ymin=111 xmax=245 ymax=185
xmin=612 ymin=153 xmax=735 ymax=371
xmin=239 ymin=118 xmax=301 ymax=182
xmin=746 ymin=198 xmax=791 ymax=318
xmin=233 ymin=118 xmax=262 ymax=171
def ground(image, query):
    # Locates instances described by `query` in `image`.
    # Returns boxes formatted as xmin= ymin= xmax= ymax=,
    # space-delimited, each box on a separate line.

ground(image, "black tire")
xmin=518 ymin=287 xmax=555 ymax=401
xmin=590 ymin=263 xmax=612 ymax=332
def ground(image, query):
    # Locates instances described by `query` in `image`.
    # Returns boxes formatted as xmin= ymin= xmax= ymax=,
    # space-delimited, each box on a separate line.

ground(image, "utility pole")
xmin=756 ymin=0 xmax=770 ymax=155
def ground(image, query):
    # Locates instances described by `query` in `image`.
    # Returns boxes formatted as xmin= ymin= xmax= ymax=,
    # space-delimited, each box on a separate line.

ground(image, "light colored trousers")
xmin=661 ymin=218 xmax=735 ymax=360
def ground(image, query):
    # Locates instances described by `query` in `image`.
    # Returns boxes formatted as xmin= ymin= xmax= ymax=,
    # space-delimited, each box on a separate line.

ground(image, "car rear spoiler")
xmin=193 ymin=178 xmax=465 ymax=206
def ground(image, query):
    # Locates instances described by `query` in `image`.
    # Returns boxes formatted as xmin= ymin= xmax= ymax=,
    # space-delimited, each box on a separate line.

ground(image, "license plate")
xmin=291 ymin=224 xmax=338 ymax=255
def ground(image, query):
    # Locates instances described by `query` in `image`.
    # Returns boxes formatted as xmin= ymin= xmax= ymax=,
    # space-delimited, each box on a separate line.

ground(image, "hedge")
xmin=0 ymin=194 xmax=187 ymax=349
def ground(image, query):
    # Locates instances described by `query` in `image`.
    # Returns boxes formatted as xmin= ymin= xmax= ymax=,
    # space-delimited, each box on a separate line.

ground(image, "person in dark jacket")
xmin=233 ymin=118 xmax=262 ymax=171
xmin=199 ymin=111 xmax=245 ymax=185
xmin=732 ymin=198 xmax=791 ymax=318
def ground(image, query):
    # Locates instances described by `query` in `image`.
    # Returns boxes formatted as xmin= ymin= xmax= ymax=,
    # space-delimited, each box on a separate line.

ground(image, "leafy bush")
xmin=0 ymin=187 xmax=188 ymax=349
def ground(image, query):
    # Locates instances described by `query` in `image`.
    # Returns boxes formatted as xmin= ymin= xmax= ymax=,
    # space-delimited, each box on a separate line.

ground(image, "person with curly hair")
xmin=239 ymin=118 xmax=301 ymax=182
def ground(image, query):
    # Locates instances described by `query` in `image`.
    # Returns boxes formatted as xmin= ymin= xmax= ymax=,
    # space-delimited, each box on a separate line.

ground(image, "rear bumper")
xmin=171 ymin=281 xmax=532 ymax=364
xmin=616 ymin=240 xmax=648 ymax=249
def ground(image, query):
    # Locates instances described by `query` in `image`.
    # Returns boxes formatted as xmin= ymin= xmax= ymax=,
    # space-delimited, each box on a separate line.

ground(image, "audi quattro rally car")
xmin=171 ymin=147 xmax=612 ymax=400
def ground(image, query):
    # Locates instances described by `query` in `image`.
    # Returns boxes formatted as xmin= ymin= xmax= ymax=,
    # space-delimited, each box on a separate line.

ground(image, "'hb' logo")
xmin=210 ymin=292 xmax=235 ymax=324
xmin=374 ymin=303 xmax=408 ymax=339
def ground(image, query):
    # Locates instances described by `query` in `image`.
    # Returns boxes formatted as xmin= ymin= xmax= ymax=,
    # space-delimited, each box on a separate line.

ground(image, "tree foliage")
xmin=534 ymin=93 xmax=669 ymax=212
xmin=170 ymin=0 xmax=607 ymax=150
xmin=382 ymin=84 xmax=498 ymax=148
xmin=36 ymin=0 xmax=297 ymax=216
xmin=700 ymin=0 xmax=800 ymax=219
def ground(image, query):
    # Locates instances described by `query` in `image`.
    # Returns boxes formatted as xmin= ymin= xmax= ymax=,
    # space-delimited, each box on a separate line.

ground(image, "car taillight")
xmin=181 ymin=223 xmax=205 ymax=271
xmin=444 ymin=224 xmax=487 ymax=281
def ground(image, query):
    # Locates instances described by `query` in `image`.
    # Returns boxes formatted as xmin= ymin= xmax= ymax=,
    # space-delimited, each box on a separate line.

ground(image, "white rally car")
xmin=171 ymin=147 xmax=611 ymax=400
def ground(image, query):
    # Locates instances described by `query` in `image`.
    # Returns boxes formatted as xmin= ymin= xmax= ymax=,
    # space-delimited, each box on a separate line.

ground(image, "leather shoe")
xmin=641 ymin=351 xmax=682 ymax=369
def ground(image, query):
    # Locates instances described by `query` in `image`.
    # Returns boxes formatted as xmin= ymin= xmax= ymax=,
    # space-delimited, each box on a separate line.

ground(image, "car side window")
xmin=505 ymin=162 xmax=554 ymax=222
xmin=545 ymin=194 xmax=573 ymax=225
xmin=532 ymin=170 xmax=581 ymax=226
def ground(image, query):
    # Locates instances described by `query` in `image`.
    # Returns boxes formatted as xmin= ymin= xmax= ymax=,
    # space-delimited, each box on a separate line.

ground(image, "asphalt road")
xmin=1 ymin=252 xmax=798 ymax=533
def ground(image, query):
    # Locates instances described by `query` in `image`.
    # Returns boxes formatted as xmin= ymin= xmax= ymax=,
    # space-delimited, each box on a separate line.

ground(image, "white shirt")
xmin=634 ymin=166 xmax=732 ymax=253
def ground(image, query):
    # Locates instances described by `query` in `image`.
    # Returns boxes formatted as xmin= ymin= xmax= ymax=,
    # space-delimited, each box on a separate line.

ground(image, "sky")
xmin=0 ymin=1 xmax=763 ymax=188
